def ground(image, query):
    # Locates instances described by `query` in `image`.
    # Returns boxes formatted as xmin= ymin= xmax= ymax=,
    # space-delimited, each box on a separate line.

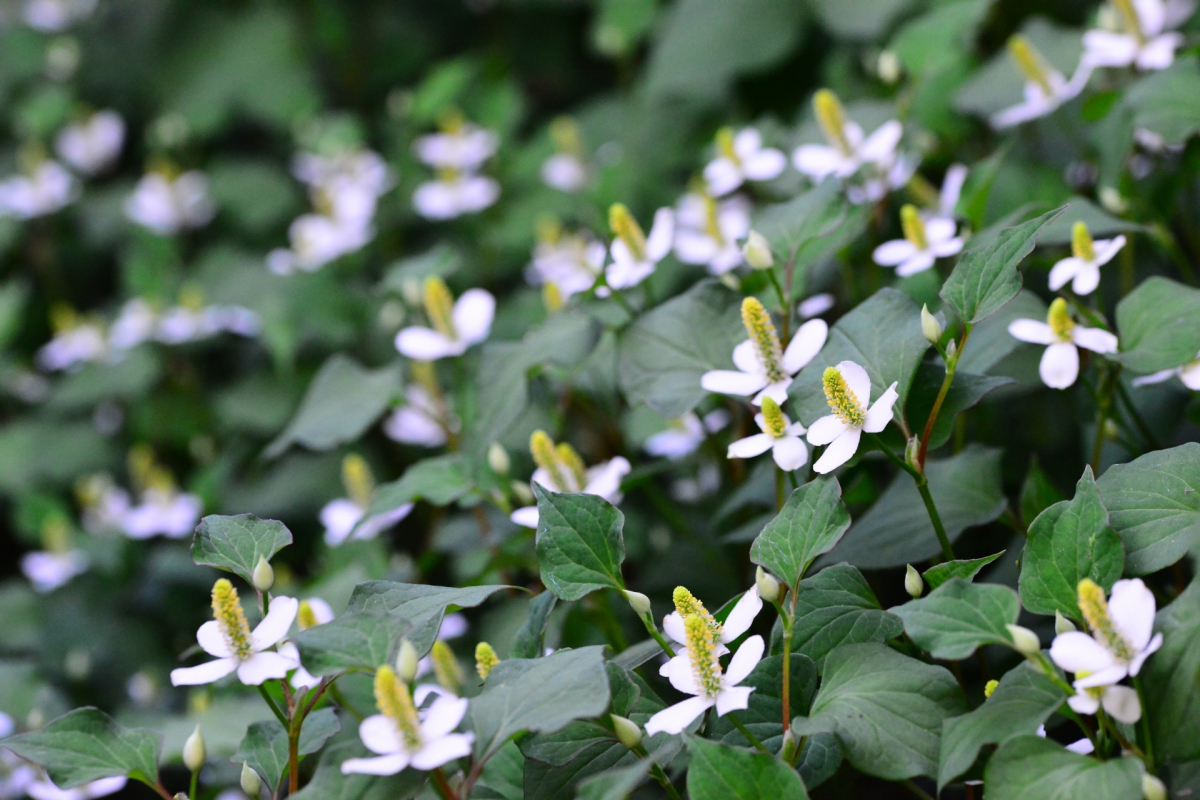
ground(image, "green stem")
xmin=632 ymin=744 xmax=682 ymax=800
xmin=258 ymin=684 xmax=288 ymax=728
xmin=1114 ymin=380 xmax=1160 ymax=451
xmin=1134 ymin=674 xmax=1156 ymax=768
xmin=431 ymin=767 xmax=459 ymax=800
xmin=188 ymin=769 xmax=198 ymax=800
xmin=610 ymin=288 xmax=636 ymax=316
xmin=727 ymin=712 xmax=771 ymax=755
xmin=766 ymin=269 xmax=791 ymax=345
xmin=330 ymin=682 xmax=364 ymax=721
xmin=903 ymin=779 xmax=937 ymax=800
xmin=1091 ymin=366 xmax=1120 ymax=473
xmin=775 ymin=466 xmax=784 ymax=512
xmin=1032 ymin=654 xmax=1099 ymax=750
xmin=640 ymin=613 xmax=676 ymax=658
xmin=781 ymin=608 xmax=794 ymax=734
xmin=868 ymin=433 xmax=956 ymax=560
xmin=917 ymin=325 xmax=970 ymax=467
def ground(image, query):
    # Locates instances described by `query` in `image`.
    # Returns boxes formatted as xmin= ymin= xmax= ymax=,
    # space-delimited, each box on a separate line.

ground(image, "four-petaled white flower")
xmin=0 ymin=161 xmax=76 ymax=219
xmin=121 ymin=487 xmax=203 ymax=540
xmin=807 ymin=361 xmax=899 ymax=474
xmin=1083 ymin=0 xmax=1193 ymax=71
xmin=55 ymin=111 xmax=125 ymax=176
xmin=660 ymin=586 xmax=762 ymax=668
xmin=125 ymin=171 xmax=215 ymax=235
xmin=542 ymin=153 xmax=588 ymax=193
xmin=727 ymin=398 xmax=809 ymax=471
xmin=21 ymin=550 xmax=89 ymax=594
xmin=170 ymin=580 xmax=300 ymax=686
xmin=991 ymin=36 xmax=1092 ymax=129
xmin=704 ymin=127 xmax=787 ymax=197
xmin=644 ymin=410 xmax=729 ymax=460
xmin=793 ymin=90 xmax=903 ymax=185
xmin=383 ymin=385 xmax=453 ymax=448
xmin=673 ymin=193 xmax=752 ymax=275
xmin=341 ymin=668 xmax=474 ymax=775
xmin=872 ymin=204 xmax=964 ymax=277
xmin=702 ymin=299 xmax=828 ymax=406
xmin=35 ymin=317 xmax=106 ymax=372
xmin=1008 ymin=298 xmax=1118 ymax=389
xmin=1067 ymin=681 xmax=1142 ymax=724
xmin=510 ymin=431 xmax=631 ymax=528
xmin=320 ymin=455 xmax=414 ymax=547
xmin=526 ymin=229 xmax=606 ymax=299
xmin=413 ymin=118 xmax=500 ymax=221
xmin=413 ymin=173 xmax=500 ymax=221
xmin=1132 ymin=349 xmax=1200 ymax=390
xmin=414 ymin=123 xmax=499 ymax=173
xmin=22 ymin=0 xmax=96 ymax=32
xmin=1049 ymin=223 xmax=1125 ymax=296
xmin=1050 ymin=578 xmax=1163 ymax=689
xmin=395 ymin=277 xmax=495 ymax=361
xmin=606 ymin=204 xmax=674 ymax=290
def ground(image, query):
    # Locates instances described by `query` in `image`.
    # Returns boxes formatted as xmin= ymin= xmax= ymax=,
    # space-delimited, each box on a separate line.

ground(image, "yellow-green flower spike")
xmin=984 ymin=679 xmax=999 ymax=698
xmin=437 ymin=108 xmax=465 ymax=134
xmin=211 ymin=579 xmax=253 ymax=660
xmin=822 ymin=367 xmax=866 ymax=427
xmin=702 ymin=193 xmax=723 ymax=242
xmin=609 ymin=203 xmax=646 ymax=260
xmin=550 ymin=116 xmax=582 ymax=156
xmin=411 ymin=360 xmax=440 ymax=394
xmin=906 ymin=172 xmax=940 ymax=211
xmin=423 ymin=276 xmax=456 ymax=338
xmin=430 ymin=640 xmax=464 ymax=694
xmin=715 ymin=127 xmax=738 ymax=162
xmin=672 ymin=586 xmax=720 ymax=637
xmin=374 ymin=665 xmax=422 ymax=750
xmin=475 ymin=642 xmax=500 ymax=680
xmin=741 ymin=297 xmax=785 ymax=383
xmin=684 ymin=614 xmax=724 ymax=698
xmin=179 ymin=284 xmax=205 ymax=311
xmin=1007 ymin=36 xmax=1054 ymax=97
xmin=900 ymin=204 xmax=927 ymax=250
xmin=49 ymin=303 xmax=77 ymax=334
xmin=1047 ymin=298 xmax=1075 ymax=342
xmin=1112 ymin=0 xmax=1145 ymax=40
xmin=760 ymin=397 xmax=787 ymax=438
xmin=813 ymin=89 xmax=851 ymax=155
xmin=1077 ymin=579 xmax=1135 ymax=661
xmin=41 ymin=516 xmax=71 ymax=554
xmin=1071 ymin=221 xmax=1096 ymax=262
xmin=542 ymin=282 xmax=563 ymax=314
xmin=342 ymin=454 xmax=375 ymax=508
xmin=535 ymin=215 xmax=561 ymax=244
xmin=297 ymin=600 xmax=319 ymax=631
xmin=530 ymin=430 xmax=570 ymax=492
xmin=555 ymin=442 xmax=587 ymax=489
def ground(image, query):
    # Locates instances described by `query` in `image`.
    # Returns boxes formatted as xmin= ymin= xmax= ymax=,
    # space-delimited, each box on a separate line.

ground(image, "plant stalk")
xmin=917 ymin=325 xmax=970 ymax=467
xmin=727 ymin=712 xmax=771 ymax=755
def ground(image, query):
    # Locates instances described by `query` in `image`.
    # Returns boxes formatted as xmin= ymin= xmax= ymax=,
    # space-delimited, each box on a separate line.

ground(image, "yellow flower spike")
xmin=672 ymin=587 xmax=720 ymax=637
xmin=1077 ymin=579 xmax=1135 ymax=661
xmin=555 ymin=442 xmax=587 ymax=489
xmin=341 ymin=454 xmax=375 ymax=508
xmin=475 ymin=642 xmax=500 ymax=680
xmin=1007 ymin=36 xmax=1054 ymax=97
xmin=374 ymin=665 xmax=422 ymax=750
xmin=41 ymin=516 xmax=71 ymax=554
xmin=530 ymin=430 xmax=570 ymax=492
xmin=906 ymin=173 xmax=940 ymax=211
xmin=900 ymin=204 xmax=927 ymax=250
xmin=297 ymin=601 xmax=319 ymax=631
xmin=683 ymin=614 xmax=724 ymax=698
xmin=549 ymin=116 xmax=582 ymax=156
xmin=984 ymin=679 xmax=999 ymax=698
xmin=437 ymin=108 xmax=465 ymax=135
xmin=608 ymin=203 xmax=646 ymax=260
xmin=702 ymin=193 xmax=722 ymax=241
xmin=422 ymin=276 xmax=457 ymax=338
xmin=760 ymin=397 xmax=788 ymax=438
xmin=410 ymin=360 xmax=440 ymax=395
xmin=542 ymin=282 xmax=564 ymax=314
xmin=211 ymin=579 xmax=253 ymax=660
xmin=740 ymin=297 xmax=785 ymax=383
xmin=813 ymin=89 xmax=851 ymax=155
xmin=179 ymin=284 xmax=205 ymax=311
xmin=822 ymin=367 xmax=866 ymax=427
xmin=1071 ymin=221 xmax=1096 ymax=262
xmin=127 ymin=444 xmax=157 ymax=493
xmin=430 ymin=640 xmax=464 ymax=694
xmin=49 ymin=303 xmax=77 ymax=334
xmin=1047 ymin=298 xmax=1076 ymax=342
xmin=535 ymin=215 xmax=562 ymax=245
xmin=715 ymin=127 xmax=738 ymax=162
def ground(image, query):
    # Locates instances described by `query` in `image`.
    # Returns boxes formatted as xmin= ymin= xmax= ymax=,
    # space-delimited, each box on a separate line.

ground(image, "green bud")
xmin=610 ymin=714 xmax=643 ymax=749
xmin=183 ymin=724 xmax=205 ymax=772
xmin=779 ymin=728 xmax=800 ymax=762
xmin=1055 ymin=610 xmax=1077 ymax=635
xmin=252 ymin=556 xmax=274 ymax=592
xmin=622 ymin=590 xmax=652 ymax=616
xmin=904 ymin=564 xmax=924 ymax=599
xmin=174 ymin=794 xmax=189 ymax=800
xmin=512 ymin=481 xmax=535 ymax=506
xmin=905 ymin=436 xmax=921 ymax=474
xmin=755 ymin=566 xmax=781 ymax=604
xmin=240 ymin=762 xmax=262 ymax=796
xmin=1006 ymin=624 xmax=1041 ymax=656
xmin=487 ymin=442 xmax=511 ymax=475
xmin=396 ymin=639 xmax=420 ymax=684
xmin=921 ymin=304 xmax=943 ymax=345
xmin=742 ymin=230 xmax=774 ymax=269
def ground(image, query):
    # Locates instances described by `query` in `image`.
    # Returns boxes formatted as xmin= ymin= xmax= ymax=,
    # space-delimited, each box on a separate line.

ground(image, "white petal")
xmin=931 ymin=237 xmax=964 ymax=258
xmin=792 ymin=145 xmax=847 ymax=179
xmin=360 ymin=715 xmax=403 ymax=755
xmin=237 ymin=651 xmax=296 ymax=685
xmin=1040 ymin=342 xmax=1080 ymax=389
xmin=340 ymin=754 xmax=409 ymax=776
xmin=782 ymin=319 xmax=828 ymax=375
xmin=732 ymin=339 xmax=762 ymax=374
xmin=1066 ymin=738 xmax=1095 ymax=755
xmin=896 ymin=252 xmax=937 ymax=277
xmin=170 ymin=658 xmax=238 ymax=686
xmin=939 ymin=165 xmax=968 ymax=215
xmin=510 ymin=506 xmax=539 ymax=528
xmin=1182 ymin=361 xmax=1200 ymax=390
xmin=1130 ymin=632 xmax=1163 ymax=676
xmin=252 ymin=596 xmax=300 ymax=650
xmin=395 ymin=327 xmax=463 ymax=360
xmin=1074 ymin=663 xmax=1130 ymax=688
xmin=1069 ymin=264 xmax=1101 ymax=295
xmin=674 ymin=230 xmax=719 ymax=264
xmin=667 ymin=655 xmax=702 ymax=695
xmin=1083 ymin=30 xmax=1139 ymax=66
xmin=1048 ymin=257 xmax=1084 ymax=291
xmin=1009 ymin=319 xmax=1055 ymax=345
xmin=798 ymin=293 xmax=835 ymax=319
xmin=643 ymin=696 xmax=714 ymax=736
xmin=420 ymin=696 xmax=469 ymax=740
xmin=807 ymin=414 xmax=848 ymax=446
xmin=1068 ymin=692 xmax=1100 ymax=715
xmin=1093 ymin=235 xmax=1126 ymax=266
xmin=836 ymin=360 xmax=872 ymax=406
xmin=411 ymin=733 xmax=474 ymax=770
xmin=196 ymin=620 xmax=233 ymax=658
xmin=1107 ymin=578 xmax=1156 ymax=652
xmin=1050 ymin=631 xmax=1118 ymax=674
xmin=743 ymin=149 xmax=786 ymax=181
xmin=645 ymin=208 xmax=676 ymax=261
xmin=863 ymin=382 xmax=899 ymax=433
xmin=721 ymin=589 xmax=762 ymax=642
xmin=753 ymin=380 xmax=792 ymax=406
xmin=322 ymin=499 xmax=364 ymax=546
xmin=583 ymin=457 xmax=631 ymax=502
xmin=772 ymin=437 xmax=809 ymax=471
xmin=702 ymin=369 xmax=767 ymax=397
xmin=704 ymin=159 xmax=743 ymax=197
xmin=924 ymin=218 xmax=957 ymax=243
xmin=728 ymin=433 xmax=775 ymax=459
xmin=715 ymin=686 xmax=754 ymax=716
xmin=725 ymin=635 xmax=764 ymax=686
xmin=1131 ymin=368 xmax=1178 ymax=387
xmin=663 ymin=611 xmax=687 ymax=645
xmin=1072 ymin=327 xmax=1118 ymax=355
xmin=857 ymin=121 xmax=902 ymax=165
xmin=813 ymin=427 xmax=861 ymax=474
xmin=732 ymin=128 xmax=762 ymax=157
xmin=1102 ymin=685 xmax=1141 ymax=723
xmin=873 ymin=239 xmax=918 ymax=266
xmin=452 ymin=289 xmax=495 ymax=345
xmin=1136 ymin=34 xmax=1181 ymax=69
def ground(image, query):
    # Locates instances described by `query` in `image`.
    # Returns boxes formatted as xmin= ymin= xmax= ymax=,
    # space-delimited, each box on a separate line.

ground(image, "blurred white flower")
xmin=927 ymin=164 xmax=968 ymax=224
xmin=872 ymin=204 xmax=964 ymax=277
xmin=125 ymin=171 xmax=215 ymax=235
xmin=0 ymin=161 xmax=76 ymax=219
xmin=0 ymin=749 xmax=36 ymax=800
xmin=412 ymin=118 xmax=500 ymax=220
xmin=55 ymin=111 xmax=125 ymax=175
xmin=541 ymin=153 xmax=588 ymax=193
xmin=673 ymin=193 xmax=751 ymax=275
xmin=793 ymin=90 xmax=905 ymax=192
xmin=414 ymin=123 xmax=499 ymax=172
xmin=1132 ymin=350 xmax=1200 ymax=390
xmin=383 ymin=385 xmax=452 ymax=448
xmin=21 ymin=550 xmax=89 ymax=593
xmin=1049 ymin=223 xmax=1125 ymax=296
xmin=36 ymin=321 xmax=106 ymax=372
xmin=77 ymin=476 xmax=131 ymax=535
xmin=510 ymin=431 xmax=630 ymax=528
xmin=107 ymin=299 xmax=157 ymax=350
xmin=22 ymin=0 xmax=96 ymax=32
xmin=267 ymin=214 xmax=373 ymax=274
xmin=991 ymin=36 xmax=1092 ymax=129
xmin=1083 ymin=0 xmax=1193 ymax=71
xmin=645 ymin=410 xmax=729 ymax=460
xmin=605 ymin=204 xmax=674 ymax=290
xmin=395 ymin=279 xmax=494 ymax=360
xmin=798 ymin=292 xmax=835 ymax=319
xmin=704 ymin=127 xmax=786 ymax=197
xmin=1050 ymin=578 xmax=1162 ymax=689
xmin=121 ymin=487 xmax=203 ymax=540
xmin=412 ymin=172 xmax=500 ymax=220
xmin=320 ymin=455 xmax=413 ymax=547
xmin=526 ymin=230 xmax=606 ymax=299
xmin=25 ymin=776 xmax=126 ymax=800
xmin=1008 ymin=298 xmax=1118 ymax=389
xmin=727 ymin=398 xmax=808 ymax=471
xmin=807 ymin=360 xmax=899 ymax=474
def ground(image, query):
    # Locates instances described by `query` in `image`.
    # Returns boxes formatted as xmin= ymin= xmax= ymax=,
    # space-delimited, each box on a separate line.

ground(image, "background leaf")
xmin=232 ymin=709 xmax=340 ymax=791
xmin=983 ymin=736 xmax=1141 ymax=800
xmin=1 ymin=708 xmax=161 ymax=788
xmin=346 ymin=582 xmax=511 ymax=656
xmin=535 ymin=488 xmax=626 ymax=601
xmin=1142 ymin=578 xmax=1200 ymax=762
xmin=292 ymin=612 xmax=409 ymax=675
xmin=750 ymin=478 xmax=851 ymax=590
xmin=893 ymin=578 xmax=1020 ymax=660
xmin=1115 ymin=277 xmax=1200 ymax=374
xmin=786 ymin=564 xmax=903 ymax=671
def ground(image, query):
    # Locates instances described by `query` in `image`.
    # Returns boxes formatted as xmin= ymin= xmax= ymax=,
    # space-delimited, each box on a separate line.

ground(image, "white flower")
xmin=660 ymin=586 xmax=763 ymax=668
xmin=108 ymin=299 xmax=158 ymax=351
xmin=268 ymin=213 xmax=373 ymax=274
xmin=872 ymin=204 xmax=964 ymax=277
xmin=21 ymin=550 xmax=89 ymax=593
xmin=25 ymin=776 xmax=126 ymax=800
xmin=703 ymin=127 xmax=787 ymax=197
xmin=170 ymin=581 xmax=300 ymax=687
xmin=798 ymin=293 xmax=836 ymax=319
xmin=320 ymin=498 xmax=414 ymax=547
xmin=342 ymin=669 xmax=474 ymax=776
xmin=1048 ymin=223 xmax=1125 ymax=296
xmin=293 ymin=149 xmax=393 ymax=221
xmin=414 ymin=124 xmax=499 ymax=172
xmin=644 ymin=410 xmax=729 ymax=460
xmin=120 ymin=488 xmax=203 ymax=540
xmin=924 ymin=164 xmax=969 ymax=224
xmin=644 ymin=630 xmax=764 ymax=737
xmin=383 ymin=385 xmax=452 ymax=447
xmin=606 ymin=205 xmax=674 ymax=290
xmin=807 ymin=360 xmax=900 ymax=474
xmin=0 ymin=161 xmax=76 ymax=219
xmin=36 ymin=323 xmax=106 ymax=372
xmin=412 ymin=173 xmax=500 ymax=220
xmin=125 ymin=171 xmax=215 ymax=235
xmin=0 ymin=749 xmax=36 ymax=800
xmin=541 ymin=153 xmax=588 ymax=193
xmin=526 ymin=231 xmax=606 ymax=299
xmin=54 ymin=111 xmax=125 ymax=176
xmin=1008 ymin=298 xmax=1119 ymax=389
xmin=701 ymin=299 xmax=828 ymax=406
xmin=1083 ymin=0 xmax=1193 ymax=71
xmin=394 ymin=280 xmax=494 ymax=360
xmin=510 ymin=431 xmax=631 ymax=528
xmin=727 ymin=398 xmax=808 ymax=471
xmin=673 ymin=193 xmax=751 ymax=275
xmin=22 ymin=0 xmax=95 ymax=32
xmin=1067 ymin=682 xmax=1142 ymax=723
xmin=991 ymin=36 xmax=1093 ymax=129
xmin=1050 ymin=578 xmax=1163 ymax=689
xmin=1132 ymin=349 xmax=1200 ymax=390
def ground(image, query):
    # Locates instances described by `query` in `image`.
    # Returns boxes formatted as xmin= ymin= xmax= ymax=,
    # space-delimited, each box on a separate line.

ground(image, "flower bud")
xmin=984 ymin=679 xmax=999 ymax=698
xmin=904 ymin=564 xmax=924 ymax=598
xmin=183 ymin=725 xmax=205 ymax=772
xmin=945 ymin=338 xmax=957 ymax=360
xmin=610 ymin=714 xmax=642 ymax=749
xmin=512 ymin=481 xmax=535 ymax=506
xmin=487 ymin=442 xmax=510 ymax=476
xmin=395 ymin=639 xmax=419 ymax=684
xmin=1099 ymin=186 xmax=1127 ymax=214
xmin=1006 ymin=624 xmax=1041 ymax=656
xmin=622 ymin=590 xmax=652 ymax=616
xmin=921 ymin=305 xmax=943 ymax=345
xmin=742 ymin=230 xmax=774 ymax=270
xmin=1054 ymin=610 xmax=1077 ymax=635
xmin=174 ymin=794 xmax=189 ymax=800
xmin=755 ymin=566 xmax=781 ymax=604
xmin=1143 ymin=774 xmax=1167 ymax=800
xmin=252 ymin=556 xmax=274 ymax=592
xmin=877 ymin=50 xmax=902 ymax=84
xmin=904 ymin=436 xmax=921 ymax=474
xmin=779 ymin=728 xmax=800 ymax=762
xmin=240 ymin=762 xmax=262 ymax=796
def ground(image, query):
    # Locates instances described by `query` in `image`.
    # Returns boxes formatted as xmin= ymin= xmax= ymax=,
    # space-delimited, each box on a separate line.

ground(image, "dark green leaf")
xmin=2 ymin=707 xmax=161 ymax=788
xmin=983 ymin=736 xmax=1141 ymax=800
xmin=535 ymin=487 xmax=626 ymax=601
xmin=233 ymin=709 xmax=340 ymax=791
xmin=789 ymin=564 xmax=904 ymax=671
xmin=893 ymin=578 xmax=1020 ymax=659
xmin=750 ymin=478 xmax=851 ymax=590
xmin=191 ymin=514 xmax=292 ymax=584
xmin=956 ymin=289 xmax=1047 ymax=376
xmin=752 ymin=180 xmax=846 ymax=257
xmin=474 ymin=741 xmax=525 ymax=800
xmin=686 ymin=736 xmax=809 ymax=800
xmin=575 ymin=761 xmax=651 ymax=800
xmin=1142 ymin=579 xmax=1200 ymax=762
xmin=906 ymin=363 xmax=1013 ymax=448
xmin=923 ymin=551 xmax=1004 ymax=590
xmin=292 ymin=612 xmax=409 ymax=675
xmin=1021 ymin=458 xmax=1065 ymax=530
xmin=288 ymin=736 xmax=427 ymax=800
xmin=1123 ymin=55 xmax=1200 ymax=146
xmin=1115 ymin=277 xmax=1200 ymax=374
xmin=346 ymin=582 xmax=510 ymax=655
xmin=358 ymin=455 xmax=472 ymax=532
xmin=511 ymin=592 xmax=558 ymax=659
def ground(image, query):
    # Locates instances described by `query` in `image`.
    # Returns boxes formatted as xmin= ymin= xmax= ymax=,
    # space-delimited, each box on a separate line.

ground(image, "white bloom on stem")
xmin=35 ymin=320 xmax=106 ymax=372
xmin=703 ymin=127 xmax=787 ymax=197
xmin=1049 ymin=222 xmax=1125 ymax=296
xmin=341 ymin=667 xmax=473 ymax=775
xmin=606 ymin=204 xmax=674 ymax=290
xmin=293 ymin=149 xmax=393 ymax=218
xmin=991 ymin=36 xmax=1093 ymax=129
xmin=702 ymin=298 xmax=828 ymax=406
xmin=21 ymin=0 xmax=95 ymax=31
xmin=1007 ymin=298 xmax=1118 ymax=389
xmin=541 ymin=153 xmax=588 ymax=193
xmin=1067 ymin=681 xmax=1142 ymax=723
xmin=673 ymin=192 xmax=751 ymax=275
xmin=1050 ymin=578 xmax=1163 ymax=689
xmin=55 ymin=111 xmax=124 ymax=176
xmin=414 ymin=122 xmax=499 ymax=172
xmin=660 ymin=585 xmax=762 ymax=668
xmin=510 ymin=431 xmax=630 ymax=528
xmin=125 ymin=171 xmax=215 ymax=235
xmin=526 ymin=229 xmax=606 ymax=299
xmin=383 ymin=385 xmax=452 ymax=447
xmin=413 ymin=172 xmax=500 ymax=220
xmin=320 ymin=455 xmax=413 ymax=547
xmin=268 ymin=213 xmax=373 ymax=274
xmin=807 ymin=361 xmax=900 ymax=474
xmin=727 ymin=397 xmax=808 ymax=471
xmin=1132 ymin=349 xmax=1200 ymax=390
xmin=25 ymin=775 xmax=126 ymax=800
xmin=1083 ymin=0 xmax=1193 ymax=71
xmin=412 ymin=117 xmax=499 ymax=220
xmin=170 ymin=580 xmax=300 ymax=686
xmin=872 ymin=204 xmax=964 ymax=277
xmin=107 ymin=299 xmax=157 ymax=351
xmin=21 ymin=550 xmax=89 ymax=593
xmin=0 ymin=161 xmax=76 ymax=219
xmin=793 ymin=90 xmax=903 ymax=184
xmin=395 ymin=277 xmax=494 ymax=360
xmin=120 ymin=487 xmax=203 ymax=540
xmin=645 ymin=410 xmax=729 ymax=460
